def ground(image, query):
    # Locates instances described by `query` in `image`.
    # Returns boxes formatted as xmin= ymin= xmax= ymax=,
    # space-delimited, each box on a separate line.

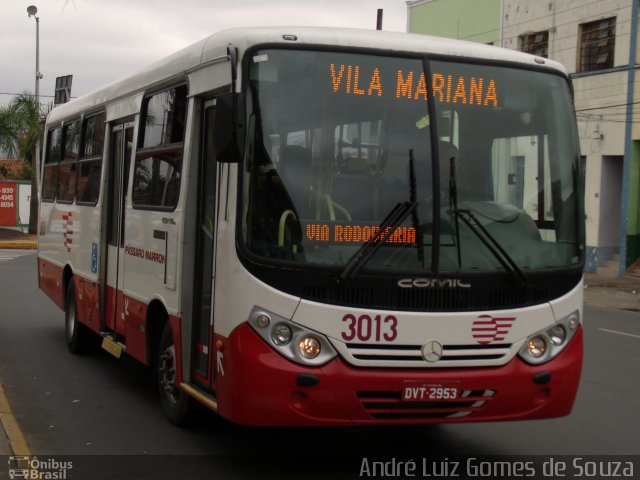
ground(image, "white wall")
xmin=502 ymin=0 xmax=631 ymax=72
xmin=502 ymin=0 xmax=632 ymax=269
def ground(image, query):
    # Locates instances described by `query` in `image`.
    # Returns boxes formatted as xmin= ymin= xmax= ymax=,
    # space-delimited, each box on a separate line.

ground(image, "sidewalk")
xmin=584 ymin=272 xmax=640 ymax=311
xmin=0 ymin=227 xmax=36 ymax=249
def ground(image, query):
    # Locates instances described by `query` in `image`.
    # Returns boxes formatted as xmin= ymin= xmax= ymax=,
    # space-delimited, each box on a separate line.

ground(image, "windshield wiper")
xmin=444 ymin=148 xmax=528 ymax=287
xmin=454 ymin=208 xmax=531 ymax=288
xmin=338 ymin=149 xmax=424 ymax=283
xmin=448 ymin=153 xmax=462 ymax=267
xmin=409 ymin=149 xmax=425 ymax=267
xmin=338 ymin=200 xmax=417 ymax=284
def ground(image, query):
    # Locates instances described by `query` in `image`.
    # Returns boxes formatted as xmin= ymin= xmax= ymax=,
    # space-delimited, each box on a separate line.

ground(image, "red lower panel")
xmin=38 ymin=258 xmax=64 ymax=309
xmin=215 ymin=323 xmax=583 ymax=426
xmin=124 ymin=295 xmax=149 ymax=365
xmin=38 ymin=258 xmax=155 ymax=367
xmin=72 ymin=276 xmax=86 ymax=324
xmin=104 ymin=286 xmax=126 ymax=335
xmin=80 ymin=279 xmax=101 ymax=334
xmin=102 ymin=286 xmax=154 ymax=366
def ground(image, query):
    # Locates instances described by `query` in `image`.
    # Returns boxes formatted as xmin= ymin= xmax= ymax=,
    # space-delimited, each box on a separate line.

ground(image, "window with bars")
xmin=520 ymin=31 xmax=549 ymax=58
xmin=578 ymin=17 xmax=615 ymax=72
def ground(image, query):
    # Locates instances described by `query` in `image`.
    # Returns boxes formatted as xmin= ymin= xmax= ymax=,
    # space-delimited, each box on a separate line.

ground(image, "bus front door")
xmin=191 ymin=102 xmax=219 ymax=389
xmin=103 ymin=122 xmax=133 ymax=337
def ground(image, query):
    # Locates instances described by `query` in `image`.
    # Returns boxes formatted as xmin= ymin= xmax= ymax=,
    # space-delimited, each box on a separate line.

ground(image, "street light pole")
xmin=27 ymin=5 xmax=41 ymax=234
xmin=27 ymin=6 xmax=40 ymax=105
xmin=35 ymin=13 xmax=40 ymax=103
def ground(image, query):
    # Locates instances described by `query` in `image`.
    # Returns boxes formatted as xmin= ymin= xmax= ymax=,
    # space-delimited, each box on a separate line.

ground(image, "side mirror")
xmin=213 ymin=92 xmax=245 ymax=163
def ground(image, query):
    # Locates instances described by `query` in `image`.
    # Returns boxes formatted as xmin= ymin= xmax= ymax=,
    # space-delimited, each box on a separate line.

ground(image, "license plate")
xmin=401 ymin=381 xmax=459 ymax=402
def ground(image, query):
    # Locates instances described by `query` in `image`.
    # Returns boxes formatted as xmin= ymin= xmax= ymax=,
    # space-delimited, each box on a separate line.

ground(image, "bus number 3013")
xmin=341 ymin=314 xmax=398 ymax=342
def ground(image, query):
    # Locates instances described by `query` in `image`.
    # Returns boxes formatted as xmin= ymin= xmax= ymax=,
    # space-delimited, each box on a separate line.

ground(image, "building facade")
xmin=408 ymin=0 xmax=640 ymax=276
xmin=407 ymin=0 xmax=502 ymax=44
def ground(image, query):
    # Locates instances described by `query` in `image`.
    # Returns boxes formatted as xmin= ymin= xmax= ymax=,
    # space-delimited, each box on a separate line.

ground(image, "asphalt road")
xmin=0 ymin=253 xmax=638 ymax=478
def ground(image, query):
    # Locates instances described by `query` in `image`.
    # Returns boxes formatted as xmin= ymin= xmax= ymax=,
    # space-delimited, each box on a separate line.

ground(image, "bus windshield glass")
xmin=241 ymin=49 xmax=582 ymax=275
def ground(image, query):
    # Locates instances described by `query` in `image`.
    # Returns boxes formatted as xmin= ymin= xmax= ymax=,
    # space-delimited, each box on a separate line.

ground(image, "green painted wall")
xmin=408 ymin=0 xmax=501 ymax=45
xmin=627 ymin=140 xmax=640 ymax=266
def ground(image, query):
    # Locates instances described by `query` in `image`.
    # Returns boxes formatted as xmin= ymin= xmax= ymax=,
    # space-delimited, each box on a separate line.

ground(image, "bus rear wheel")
xmin=157 ymin=322 xmax=194 ymax=426
xmin=65 ymin=280 xmax=99 ymax=354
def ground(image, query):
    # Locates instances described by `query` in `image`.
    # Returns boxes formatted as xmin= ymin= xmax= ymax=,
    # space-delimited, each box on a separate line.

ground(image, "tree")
xmin=0 ymin=93 xmax=43 ymax=234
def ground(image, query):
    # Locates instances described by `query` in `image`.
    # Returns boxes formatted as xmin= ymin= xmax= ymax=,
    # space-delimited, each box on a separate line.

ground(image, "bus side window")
xmin=76 ymin=112 xmax=105 ymax=206
xmin=57 ymin=120 xmax=81 ymax=203
xmin=42 ymin=127 xmax=62 ymax=202
xmin=133 ymin=86 xmax=187 ymax=210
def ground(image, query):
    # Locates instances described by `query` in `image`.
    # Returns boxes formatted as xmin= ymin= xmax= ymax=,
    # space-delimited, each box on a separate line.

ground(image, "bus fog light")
xmin=547 ymin=325 xmax=566 ymax=345
xmin=527 ymin=336 xmax=547 ymax=358
xmin=272 ymin=323 xmax=292 ymax=346
xmin=299 ymin=337 xmax=321 ymax=359
xmin=256 ymin=314 xmax=271 ymax=328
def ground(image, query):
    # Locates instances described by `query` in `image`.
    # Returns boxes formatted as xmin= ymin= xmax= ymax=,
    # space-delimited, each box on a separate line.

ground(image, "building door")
xmin=598 ymin=155 xmax=622 ymax=264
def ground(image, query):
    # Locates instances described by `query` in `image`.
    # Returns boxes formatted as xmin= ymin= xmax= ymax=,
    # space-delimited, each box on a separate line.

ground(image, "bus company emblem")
xmin=472 ymin=315 xmax=516 ymax=345
xmin=422 ymin=340 xmax=444 ymax=363
xmin=62 ymin=212 xmax=74 ymax=253
xmin=397 ymin=278 xmax=471 ymax=288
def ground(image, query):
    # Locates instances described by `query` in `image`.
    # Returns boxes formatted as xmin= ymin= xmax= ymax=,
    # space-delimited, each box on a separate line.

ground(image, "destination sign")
xmin=330 ymin=63 xmax=499 ymax=107
xmin=305 ymin=222 xmax=417 ymax=245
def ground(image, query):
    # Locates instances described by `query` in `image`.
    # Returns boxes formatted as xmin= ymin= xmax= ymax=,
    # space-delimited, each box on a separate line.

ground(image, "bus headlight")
xmin=271 ymin=323 xmax=292 ymax=346
xmin=527 ymin=336 xmax=547 ymax=358
xmin=299 ymin=337 xmax=321 ymax=359
xmin=249 ymin=308 xmax=337 ymax=366
xmin=547 ymin=325 xmax=566 ymax=346
xmin=518 ymin=310 xmax=580 ymax=365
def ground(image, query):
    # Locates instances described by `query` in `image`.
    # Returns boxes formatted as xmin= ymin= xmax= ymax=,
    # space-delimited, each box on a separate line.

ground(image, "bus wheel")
xmin=65 ymin=280 xmax=99 ymax=354
xmin=157 ymin=322 xmax=194 ymax=426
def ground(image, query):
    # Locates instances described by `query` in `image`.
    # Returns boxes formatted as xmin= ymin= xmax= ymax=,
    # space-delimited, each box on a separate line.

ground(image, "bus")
xmin=37 ymin=27 xmax=584 ymax=426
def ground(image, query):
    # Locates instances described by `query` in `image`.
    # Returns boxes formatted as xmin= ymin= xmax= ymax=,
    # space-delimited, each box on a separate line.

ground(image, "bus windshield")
xmin=241 ymin=49 xmax=582 ymax=275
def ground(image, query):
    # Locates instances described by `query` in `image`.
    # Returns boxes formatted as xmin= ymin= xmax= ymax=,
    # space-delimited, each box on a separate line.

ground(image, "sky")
xmin=0 ymin=0 xmax=408 ymax=109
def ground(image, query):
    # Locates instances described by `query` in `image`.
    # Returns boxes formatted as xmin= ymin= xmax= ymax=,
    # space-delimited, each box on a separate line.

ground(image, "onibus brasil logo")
xmin=8 ymin=456 xmax=72 ymax=480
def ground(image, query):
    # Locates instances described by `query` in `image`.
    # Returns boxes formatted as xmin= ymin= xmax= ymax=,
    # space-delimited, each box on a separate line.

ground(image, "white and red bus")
xmin=38 ymin=27 xmax=584 ymax=426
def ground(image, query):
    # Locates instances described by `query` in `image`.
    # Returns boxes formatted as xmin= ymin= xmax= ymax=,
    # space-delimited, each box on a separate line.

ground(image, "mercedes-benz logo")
xmin=422 ymin=340 xmax=444 ymax=363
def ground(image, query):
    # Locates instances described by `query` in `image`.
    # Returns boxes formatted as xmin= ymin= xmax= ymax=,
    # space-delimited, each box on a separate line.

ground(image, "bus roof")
xmin=47 ymin=26 xmax=567 ymax=124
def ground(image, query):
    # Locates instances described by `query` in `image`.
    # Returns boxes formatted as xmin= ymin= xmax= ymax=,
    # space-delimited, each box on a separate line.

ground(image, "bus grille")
xmin=339 ymin=342 xmax=513 ymax=368
xmin=301 ymin=285 xmax=549 ymax=311
xmin=357 ymin=389 xmax=496 ymax=420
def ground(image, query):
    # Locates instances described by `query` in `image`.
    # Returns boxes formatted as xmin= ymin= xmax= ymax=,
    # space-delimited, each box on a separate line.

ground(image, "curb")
xmin=0 ymin=241 xmax=37 ymax=250
xmin=584 ymin=280 xmax=640 ymax=290
xmin=0 ymin=384 xmax=31 ymax=456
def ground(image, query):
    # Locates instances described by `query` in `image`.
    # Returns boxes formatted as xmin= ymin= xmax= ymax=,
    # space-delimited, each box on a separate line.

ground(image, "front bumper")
xmin=215 ymin=323 xmax=583 ymax=426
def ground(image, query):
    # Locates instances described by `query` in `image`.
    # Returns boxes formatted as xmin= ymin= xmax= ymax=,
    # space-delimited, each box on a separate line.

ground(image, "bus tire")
xmin=157 ymin=322 xmax=194 ymax=426
xmin=65 ymin=280 xmax=99 ymax=354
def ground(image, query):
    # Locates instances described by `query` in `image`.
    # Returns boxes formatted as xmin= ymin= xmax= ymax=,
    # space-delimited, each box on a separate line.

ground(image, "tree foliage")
xmin=0 ymin=93 xmax=43 ymax=162
xmin=0 ymin=93 xmax=43 ymax=233
xmin=0 ymin=160 xmax=32 ymax=181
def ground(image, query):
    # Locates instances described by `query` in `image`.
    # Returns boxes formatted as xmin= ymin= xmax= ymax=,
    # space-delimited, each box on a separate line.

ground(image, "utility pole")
xmin=27 ymin=5 xmax=42 ymax=234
